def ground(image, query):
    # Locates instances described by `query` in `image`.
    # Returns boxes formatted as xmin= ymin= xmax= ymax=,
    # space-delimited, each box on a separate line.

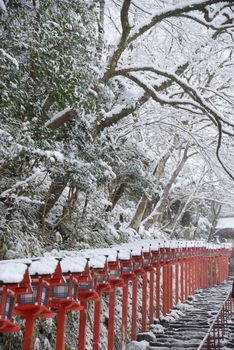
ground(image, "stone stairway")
xmin=146 ymin=280 xmax=234 ymax=350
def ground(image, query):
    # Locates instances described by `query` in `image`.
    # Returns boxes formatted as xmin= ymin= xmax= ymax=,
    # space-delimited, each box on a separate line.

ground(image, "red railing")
xmin=197 ymin=292 xmax=234 ymax=350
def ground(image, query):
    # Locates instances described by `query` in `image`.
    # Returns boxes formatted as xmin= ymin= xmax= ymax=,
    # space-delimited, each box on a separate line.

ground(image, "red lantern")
xmin=14 ymin=258 xmax=59 ymax=350
xmin=0 ymin=262 xmax=31 ymax=333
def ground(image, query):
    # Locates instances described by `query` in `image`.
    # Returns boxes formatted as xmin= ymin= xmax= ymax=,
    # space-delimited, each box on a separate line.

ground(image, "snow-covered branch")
xmin=45 ymin=107 xmax=76 ymax=129
xmin=128 ymin=0 xmax=233 ymax=45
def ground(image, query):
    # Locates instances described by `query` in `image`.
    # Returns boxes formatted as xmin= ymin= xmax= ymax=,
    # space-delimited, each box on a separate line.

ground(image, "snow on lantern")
xmin=0 ymin=262 xmax=30 ymax=333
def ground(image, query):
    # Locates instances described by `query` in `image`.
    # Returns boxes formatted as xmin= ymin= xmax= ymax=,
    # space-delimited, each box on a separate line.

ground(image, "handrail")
xmin=197 ymin=291 xmax=234 ymax=350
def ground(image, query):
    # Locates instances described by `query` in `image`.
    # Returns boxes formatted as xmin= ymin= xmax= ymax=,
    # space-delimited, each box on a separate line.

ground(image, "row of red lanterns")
xmin=0 ymin=243 xmax=231 ymax=350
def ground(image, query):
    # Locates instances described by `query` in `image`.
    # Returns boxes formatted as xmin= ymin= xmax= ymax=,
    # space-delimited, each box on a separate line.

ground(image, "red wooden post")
xmin=194 ymin=255 xmax=197 ymax=292
xmin=175 ymin=263 xmax=179 ymax=305
xmin=93 ymin=298 xmax=101 ymax=350
xmin=78 ymin=301 xmax=87 ymax=350
xmin=180 ymin=261 xmax=184 ymax=303
xmin=196 ymin=257 xmax=200 ymax=289
xmin=200 ymin=251 xmax=204 ymax=288
xmin=197 ymin=249 xmax=200 ymax=290
xmin=206 ymin=257 xmax=209 ymax=288
xmin=207 ymin=334 xmax=211 ymax=350
xmin=23 ymin=316 xmax=35 ymax=350
xmin=121 ymin=282 xmax=128 ymax=349
xmin=56 ymin=306 xmax=66 ymax=350
xmin=194 ymin=253 xmax=197 ymax=292
xmin=190 ymin=258 xmax=194 ymax=294
xmin=214 ymin=255 xmax=217 ymax=285
xmin=156 ymin=265 xmax=160 ymax=319
xmin=193 ymin=256 xmax=196 ymax=292
xmin=202 ymin=258 xmax=206 ymax=289
xmin=184 ymin=260 xmax=188 ymax=301
xmin=166 ymin=264 xmax=170 ymax=313
xmin=142 ymin=273 xmax=147 ymax=331
xmin=187 ymin=261 xmax=191 ymax=296
xmin=131 ymin=277 xmax=138 ymax=340
xmin=169 ymin=263 xmax=173 ymax=311
xmin=191 ymin=258 xmax=194 ymax=294
xmin=108 ymin=289 xmax=116 ymax=350
xmin=209 ymin=258 xmax=213 ymax=287
xmin=203 ymin=257 xmax=206 ymax=288
xmin=202 ymin=258 xmax=205 ymax=288
xmin=162 ymin=264 xmax=167 ymax=315
xmin=192 ymin=256 xmax=196 ymax=294
xmin=0 ymin=288 xmax=6 ymax=320
xmin=197 ymin=249 xmax=201 ymax=288
xmin=149 ymin=270 xmax=154 ymax=325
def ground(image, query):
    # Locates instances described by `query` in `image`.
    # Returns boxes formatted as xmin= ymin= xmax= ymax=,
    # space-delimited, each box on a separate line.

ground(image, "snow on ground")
xmin=127 ymin=340 xmax=149 ymax=350
xmin=216 ymin=217 xmax=234 ymax=229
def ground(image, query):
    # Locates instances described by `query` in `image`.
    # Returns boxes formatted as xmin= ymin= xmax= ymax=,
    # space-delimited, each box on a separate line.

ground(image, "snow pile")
xmin=127 ymin=340 xmax=149 ymax=350
xmin=216 ymin=217 xmax=234 ymax=229
xmin=0 ymin=262 xmax=28 ymax=283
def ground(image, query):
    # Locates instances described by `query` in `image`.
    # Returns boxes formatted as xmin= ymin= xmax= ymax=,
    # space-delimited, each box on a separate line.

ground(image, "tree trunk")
xmin=143 ymin=145 xmax=189 ymax=231
xmin=106 ymin=183 xmax=127 ymax=212
xmin=129 ymin=142 xmax=177 ymax=232
xmin=40 ymin=175 xmax=67 ymax=235
xmin=170 ymin=170 xmax=208 ymax=238
xmin=129 ymin=194 xmax=149 ymax=232
xmin=170 ymin=200 xmax=191 ymax=239
xmin=207 ymin=202 xmax=222 ymax=242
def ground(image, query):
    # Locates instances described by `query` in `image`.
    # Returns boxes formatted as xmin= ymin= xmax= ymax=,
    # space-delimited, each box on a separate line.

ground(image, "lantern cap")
xmin=0 ymin=262 xmax=28 ymax=284
xmin=29 ymin=257 xmax=58 ymax=276
xmin=61 ymin=257 xmax=87 ymax=273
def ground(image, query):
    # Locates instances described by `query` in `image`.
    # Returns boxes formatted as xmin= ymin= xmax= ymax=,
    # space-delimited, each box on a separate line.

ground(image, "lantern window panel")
xmin=78 ymin=282 xmax=91 ymax=291
xmin=41 ymin=286 xmax=49 ymax=305
xmin=97 ymin=275 xmax=106 ymax=282
xmin=122 ymin=266 xmax=132 ymax=273
xmin=19 ymin=284 xmax=37 ymax=305
xmin=143 ymin=259 xmax=150 ymax=266
xmin=109 ymin=270 xmax=119 ymax=279
xmin=5 ymin=296 xmax=14 ymax=319
xmin=152 ymin=257 xmax=158 ymax=263
xmin=72 ymin=283 xmax=78 ymax=299
xmin=133 ymin=262 xmax=141 ymax=268
xmin=93 ymin=277 xmax=97 ymax=290
xmin=53 ymin=285 xmax=69 ymax=299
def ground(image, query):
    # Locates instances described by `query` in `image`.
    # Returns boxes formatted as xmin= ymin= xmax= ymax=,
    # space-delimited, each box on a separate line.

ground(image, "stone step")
xmin=146 ymin=280 xmax=234 ymax=350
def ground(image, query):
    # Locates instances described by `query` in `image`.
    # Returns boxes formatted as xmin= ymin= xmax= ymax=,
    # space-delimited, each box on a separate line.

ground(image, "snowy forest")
xmin=1 ymin=0 xmax=234 ymax=258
